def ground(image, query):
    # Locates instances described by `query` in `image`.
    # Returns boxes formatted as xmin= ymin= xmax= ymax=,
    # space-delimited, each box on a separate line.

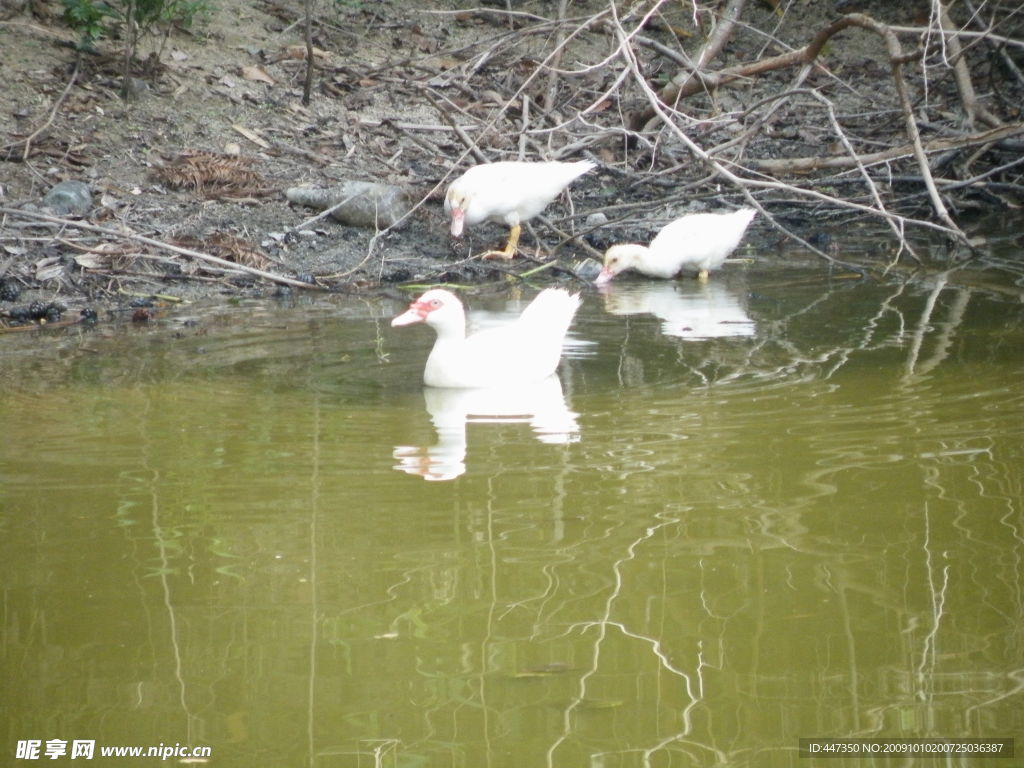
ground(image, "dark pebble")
xmin=0 ymin=280 xmax=21 ymax=302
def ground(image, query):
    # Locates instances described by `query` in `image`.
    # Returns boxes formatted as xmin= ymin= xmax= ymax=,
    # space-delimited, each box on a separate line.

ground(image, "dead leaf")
xmin=241 ymin=65 xmax=274 ymax=85
xmin=232 ymin=124 xmax=270 ymax=149
xmin=74 ymin=253 xmax=109 ymax=270
xmin=35 ymin=256 xmax=64 ymax=281
xmin=272 ymin=44 xmax=331 ymax=63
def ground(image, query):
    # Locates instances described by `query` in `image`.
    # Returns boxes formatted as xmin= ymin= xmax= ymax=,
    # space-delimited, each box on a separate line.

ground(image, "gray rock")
xmin=286 ymin=181 xmax=410 ymax=229
xmin=42 ymin=180 xmax=92 ymax=216
xmin=121 ymin=77 xmax=150 ymax=101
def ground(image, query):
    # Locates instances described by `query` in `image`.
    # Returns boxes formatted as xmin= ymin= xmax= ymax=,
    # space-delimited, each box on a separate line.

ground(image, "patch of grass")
xmin=61 ymin=0 xmax=211 ymax=53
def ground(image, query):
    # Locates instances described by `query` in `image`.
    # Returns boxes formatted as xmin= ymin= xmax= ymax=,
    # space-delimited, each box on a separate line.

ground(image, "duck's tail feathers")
xmin=566 ymin=159 xmax=598 ymax=181
xmin=520 ymin=289 xmax=582 ymax=336
xmin=735 ymin=207 xmax=758 ymax=227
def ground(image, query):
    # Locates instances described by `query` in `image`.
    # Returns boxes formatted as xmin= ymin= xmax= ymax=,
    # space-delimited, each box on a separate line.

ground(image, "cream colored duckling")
xmin=596 ymin=208 xmax=756 ymax=284
xmin=445 ymin=160 xmax=596 ymax=259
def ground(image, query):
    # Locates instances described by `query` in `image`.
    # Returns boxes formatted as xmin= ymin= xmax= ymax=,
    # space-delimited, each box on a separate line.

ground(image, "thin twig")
xmin=3 ymin=56 xmax=80 ymax=161
xmin=748 ymin=123 xmax=1024 ymax=173
xmin=811 ymin=89 xmax=921 ymax=263
xmin=0 ymin=208 xmax=322 ymax=290
xmin=422 ymin=89 xmax=489 ymax=164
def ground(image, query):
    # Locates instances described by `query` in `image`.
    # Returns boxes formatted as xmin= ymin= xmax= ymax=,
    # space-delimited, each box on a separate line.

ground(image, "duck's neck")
xmin=626 ymin=243 xmax=674 ymax=278
xmin=427 ymin=308 xmax=467 ymax=343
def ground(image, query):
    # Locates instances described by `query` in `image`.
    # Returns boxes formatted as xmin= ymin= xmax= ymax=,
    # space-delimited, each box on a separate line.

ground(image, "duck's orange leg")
xmin=481 ymin=224 xmax=521 ymax=260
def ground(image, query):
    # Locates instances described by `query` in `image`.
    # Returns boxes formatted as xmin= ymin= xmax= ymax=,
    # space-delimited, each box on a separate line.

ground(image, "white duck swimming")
xmin=445 ymin=160 xmax=596 ymax=259
xmin=391 ymin=288 xmax=581 ymax=388
xmin=596 ymin=208 xmax=757 ymax=284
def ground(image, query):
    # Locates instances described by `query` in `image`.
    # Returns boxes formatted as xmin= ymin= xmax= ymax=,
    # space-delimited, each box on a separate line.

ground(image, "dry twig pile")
xmin=399 ymin=0 xmax=1022 ymax=267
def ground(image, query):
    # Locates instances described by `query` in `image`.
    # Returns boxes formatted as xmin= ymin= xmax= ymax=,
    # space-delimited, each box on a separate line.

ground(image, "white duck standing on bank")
xmin=391 ymin=288 xmax=581 ymax=388
xmin=445 ymin=160 xmax=596 ymax=259
xmin=596 ymin=208 xmax=757 ymax=285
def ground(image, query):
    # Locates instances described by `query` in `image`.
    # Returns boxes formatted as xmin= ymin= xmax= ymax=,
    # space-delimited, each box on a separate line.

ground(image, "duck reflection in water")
xmin=393 ymin=375 xmax=579 ymax=481
xmin=598 ymin=281 xmax=755 ymax=340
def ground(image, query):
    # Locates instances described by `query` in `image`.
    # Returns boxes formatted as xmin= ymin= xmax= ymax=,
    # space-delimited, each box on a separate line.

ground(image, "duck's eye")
xmin=429 ymin=299 xmax=442 ymax=308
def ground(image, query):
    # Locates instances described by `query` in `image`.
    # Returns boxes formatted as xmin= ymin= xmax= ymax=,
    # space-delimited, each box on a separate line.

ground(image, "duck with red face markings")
xmin=392 ymin=288 xmax=581 ymax=389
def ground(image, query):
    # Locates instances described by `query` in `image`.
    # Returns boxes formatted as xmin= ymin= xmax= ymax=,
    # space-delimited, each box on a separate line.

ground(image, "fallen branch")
xmin=843 ymin=13 xmax=965 ymax=242
xmin=633 ymin=11 xmax=1003 ymax=150
xmin=421 ymin=89 xmax=489 ymax=164
xmin=747 ymin=123 xmax=1024 ymax=173
xmin=0 ymin=208 xmax=323 ymax=290
xmin=810 ymin=89 xmax=921 ymax=264
xmin=936 ymin=3 xmax=1004 ymax=129
xmin=630 ymin=10 xmax=853 ymax=130
xmin=609 ymin=6 xmax=905 ymax=269
xmin=628 ymin=11 xmax=978 ymax=246
xmin=692 ymin=0 xmax=748 ymax=73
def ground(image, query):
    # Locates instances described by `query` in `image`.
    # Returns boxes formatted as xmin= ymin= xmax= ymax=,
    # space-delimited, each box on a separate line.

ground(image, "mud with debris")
xmin=1 ymin=0 xmax=1022 ymax=329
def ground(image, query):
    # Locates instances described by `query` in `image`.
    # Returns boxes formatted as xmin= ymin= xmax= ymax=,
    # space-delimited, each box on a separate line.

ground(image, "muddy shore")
xmin=2 ymin=0 xmax=1021 ymax=329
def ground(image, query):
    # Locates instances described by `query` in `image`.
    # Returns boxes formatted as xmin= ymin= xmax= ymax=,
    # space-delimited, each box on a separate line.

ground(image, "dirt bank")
xmin=2 ymin=0 xmax=1022 ymax=328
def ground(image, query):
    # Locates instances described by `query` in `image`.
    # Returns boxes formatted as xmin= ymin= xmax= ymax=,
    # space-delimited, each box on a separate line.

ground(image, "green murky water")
xmin=2 ymin=266 xmax=1022 ymax=767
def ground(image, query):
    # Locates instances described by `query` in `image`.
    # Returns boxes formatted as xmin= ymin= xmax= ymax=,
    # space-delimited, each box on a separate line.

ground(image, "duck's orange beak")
xmin=449 ymin=207 xmax=465 ymax=237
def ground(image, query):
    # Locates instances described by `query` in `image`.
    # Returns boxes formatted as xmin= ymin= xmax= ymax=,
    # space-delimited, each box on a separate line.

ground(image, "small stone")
xmin=0 ymin=280 xmax=21 ymax=302
xmin=585 ymin=212 xmax=609 ymax=228
xmin=42 ymin=180 xmax=92 ymax=216
xmin=573 ymin=257 xmax=603 ymax=281
xmin=122 ymin=77 xmax=150 ymax=100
